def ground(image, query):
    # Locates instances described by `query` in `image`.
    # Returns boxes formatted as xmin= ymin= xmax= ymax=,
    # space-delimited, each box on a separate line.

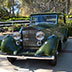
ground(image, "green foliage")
xmin=8 ymin=24 xmax=23 ymax=32
xmin=0 ymin=16 xmax=30 ymax=21
xmin=13 ymin=24 xmax=23 ymax=31
xmin=3 ymin=27 xmax=8 ymax=31
xmin=0 ymin=24 xmax=23 ymax=32
xmin=8 ymin=27 xmax=13 ymax=32
xmin=8 ymin=17 xmax=30 ymax=21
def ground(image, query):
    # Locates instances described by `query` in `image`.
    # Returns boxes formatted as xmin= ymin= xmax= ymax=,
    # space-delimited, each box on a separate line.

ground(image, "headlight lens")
xmin=36 ymin=31 xmax=45 ymax=40
xmin=13 ymin=32 xmax=21 ymax=40
xmin=16 ymin=41 xmax=20 ymax=45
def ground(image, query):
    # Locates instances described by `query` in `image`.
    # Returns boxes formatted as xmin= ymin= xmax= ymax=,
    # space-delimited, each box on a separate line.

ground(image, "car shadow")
xmin=12 ymin=52 xmax=72 ymax=72
xmin=12 ymin=39 xmax=72 ymax=72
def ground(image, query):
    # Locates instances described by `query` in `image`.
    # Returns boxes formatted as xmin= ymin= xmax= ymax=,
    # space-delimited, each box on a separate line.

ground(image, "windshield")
xmin=30 ymin=14 xmax=58 ymax=25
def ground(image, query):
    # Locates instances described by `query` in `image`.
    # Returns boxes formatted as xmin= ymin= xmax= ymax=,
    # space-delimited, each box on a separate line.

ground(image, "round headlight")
xmin=36 ymin=31 xmax=45 ymax=40
xmin=16 ymin=41 xmax=20 ymax=45
xmin=13 ymin=32 xmax=21 ymax=40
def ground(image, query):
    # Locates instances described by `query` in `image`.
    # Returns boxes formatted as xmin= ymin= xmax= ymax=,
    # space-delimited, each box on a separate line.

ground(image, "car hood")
xmin=22 ymin=25 xmax=54 ymax=39
xmin=20 ymin=23 xmax=58 ymax=40
xmin=29 ymin=24 xmax=58 ymax=39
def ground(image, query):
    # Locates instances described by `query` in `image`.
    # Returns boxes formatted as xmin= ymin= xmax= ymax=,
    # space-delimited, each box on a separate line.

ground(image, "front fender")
xmin=35 ymin=35 xmax=58 ymax=56
xmin=1 ymin=35 xmax=19 ymax=54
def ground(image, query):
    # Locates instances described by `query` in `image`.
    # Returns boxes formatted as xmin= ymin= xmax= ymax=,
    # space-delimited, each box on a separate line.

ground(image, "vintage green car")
xmin=1 ymin=13 xmax=68 ymax=66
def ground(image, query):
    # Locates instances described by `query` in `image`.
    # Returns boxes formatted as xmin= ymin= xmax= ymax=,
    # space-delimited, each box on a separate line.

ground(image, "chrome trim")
xmin=0 ymin=55 xmax=54 ymax=60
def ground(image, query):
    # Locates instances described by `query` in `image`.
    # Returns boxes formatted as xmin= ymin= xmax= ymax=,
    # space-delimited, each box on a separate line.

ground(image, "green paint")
xmin=1 ymin=13 xmax=68 ymax=57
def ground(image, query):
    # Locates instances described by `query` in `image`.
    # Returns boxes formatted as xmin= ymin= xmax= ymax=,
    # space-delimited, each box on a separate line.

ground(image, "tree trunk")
xmin=12 ymin=0 xmax=15 ymax=17
xmin=66 ymin=0 xmax=70 ymax=14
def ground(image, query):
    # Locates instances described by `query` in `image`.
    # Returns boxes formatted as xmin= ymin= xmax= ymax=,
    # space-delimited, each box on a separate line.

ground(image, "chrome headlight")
xmin=36 ymin=31 xmax=45 ymax=40
xmin=13 ymin=32 xmax=21 ymax=40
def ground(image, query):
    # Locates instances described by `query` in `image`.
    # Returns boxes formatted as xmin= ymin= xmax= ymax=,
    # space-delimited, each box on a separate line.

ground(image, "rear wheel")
xmin=7 ymin=57 xmax=16 ymax=63
xmin=57 ymin=41 xmax=62 ymax=53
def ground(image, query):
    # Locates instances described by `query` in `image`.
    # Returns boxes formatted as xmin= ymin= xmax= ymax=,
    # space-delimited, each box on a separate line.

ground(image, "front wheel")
xmin=7 ymin=57 xmax=16 ymax=63
xmin=49 ymin=55 xmax=57 ymax=66
xmin=63 ymin=29 xmax=68 ymax=42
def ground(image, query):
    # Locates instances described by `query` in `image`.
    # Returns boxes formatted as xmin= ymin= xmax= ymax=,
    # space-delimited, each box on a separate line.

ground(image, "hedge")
xmin=0 ymin=16 xmax=30 ymax=22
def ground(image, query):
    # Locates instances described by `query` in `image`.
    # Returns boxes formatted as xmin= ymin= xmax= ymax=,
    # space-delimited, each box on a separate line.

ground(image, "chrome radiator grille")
xmin=23 ymin=30 xmax=38 ymax=47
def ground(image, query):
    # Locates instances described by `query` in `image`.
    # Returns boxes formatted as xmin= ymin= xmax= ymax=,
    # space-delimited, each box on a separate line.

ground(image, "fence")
xmin=0 ymin=20 xmax=30 ymax=27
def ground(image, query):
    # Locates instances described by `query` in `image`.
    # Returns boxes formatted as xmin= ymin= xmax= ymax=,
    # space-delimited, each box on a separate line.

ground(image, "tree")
xmin=19 ymin=0 xmax=67 ymax=16
xmin=66 ymin=0 xmax=70 ymax=14
xmin=0 ymin=0 xmax=71 ymax=17
xmin=12 ymin=0 xmax=15 ymax=17
xmin=0 ymin=6 xmax=9 ymax=20
xmin=0 ymin=0 xmax=17 ymax=17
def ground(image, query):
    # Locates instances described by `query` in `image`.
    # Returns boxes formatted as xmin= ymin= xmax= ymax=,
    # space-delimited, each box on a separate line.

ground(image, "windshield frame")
xmin=30 ymin=14 xmax=58 ymax=25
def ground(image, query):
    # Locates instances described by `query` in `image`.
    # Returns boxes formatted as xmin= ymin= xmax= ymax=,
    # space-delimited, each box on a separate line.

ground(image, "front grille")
xmin=23 ymin=30 xmax=38 ymax=47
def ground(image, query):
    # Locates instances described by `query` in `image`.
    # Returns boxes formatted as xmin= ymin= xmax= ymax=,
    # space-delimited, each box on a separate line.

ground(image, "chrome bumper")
xmin=0 ymin=54 xmax=55 ymax=60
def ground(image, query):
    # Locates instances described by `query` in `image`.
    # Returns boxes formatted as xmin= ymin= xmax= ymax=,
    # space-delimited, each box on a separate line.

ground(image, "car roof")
xmin=30 ymin=12 xmax=63 ymax=16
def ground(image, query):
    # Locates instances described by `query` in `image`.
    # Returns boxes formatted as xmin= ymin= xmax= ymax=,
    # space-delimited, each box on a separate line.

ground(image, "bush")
xmin=8 ymin=27 xmax=13 ymax=32
xmin=3 ymin=27 xmax=8 ymax=31
xmin=8 ymin=17 xmax=30 ymax=21
xmin=8 ymin=24 xmax=23 ymax=32
xmin=0 ymin=16 xmax=30 ymax=22
xmin=13 ymin=24 xmax=23 ymax=31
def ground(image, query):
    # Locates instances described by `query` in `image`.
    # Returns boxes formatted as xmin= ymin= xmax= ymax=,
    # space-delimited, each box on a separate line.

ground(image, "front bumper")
xmin=0 ymin=54 xmax=54 ymax=60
